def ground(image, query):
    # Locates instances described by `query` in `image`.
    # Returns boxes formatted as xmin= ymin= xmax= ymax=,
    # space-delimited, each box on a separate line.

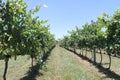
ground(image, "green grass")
xmin=0 ymin=55 xmax=31 ymax=80
xmin=75 ymin=49 xmax=120 ymax=75
xmin=0 ymin=46 xmax=119 ymax=80
xmin=38 ymin=46 xmax=111 ymax=80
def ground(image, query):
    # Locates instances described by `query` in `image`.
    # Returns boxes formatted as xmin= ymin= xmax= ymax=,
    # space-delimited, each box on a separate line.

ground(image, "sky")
xmin=25 ymin=0 xmax=120 ymax=40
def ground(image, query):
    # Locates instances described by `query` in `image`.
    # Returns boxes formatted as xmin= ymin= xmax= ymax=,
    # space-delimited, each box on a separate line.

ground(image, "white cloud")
xmin=43 ymin=4 xmax=48 ymax=8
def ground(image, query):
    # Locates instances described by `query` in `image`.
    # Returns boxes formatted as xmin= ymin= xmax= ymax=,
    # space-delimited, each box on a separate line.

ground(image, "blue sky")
xmin=25 ymin=0 xmax=120 ymax=40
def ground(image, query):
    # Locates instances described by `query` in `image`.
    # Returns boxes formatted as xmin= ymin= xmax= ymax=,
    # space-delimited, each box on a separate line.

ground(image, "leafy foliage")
xmin=59 ymin=9 xmax=120 ymax=69
xmin=0 ymin=0 xmax=56 ymax=80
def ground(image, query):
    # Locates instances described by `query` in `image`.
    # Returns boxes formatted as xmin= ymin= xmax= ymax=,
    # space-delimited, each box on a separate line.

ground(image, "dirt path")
xmin=37 ymin=46 xmax=111 ymax=80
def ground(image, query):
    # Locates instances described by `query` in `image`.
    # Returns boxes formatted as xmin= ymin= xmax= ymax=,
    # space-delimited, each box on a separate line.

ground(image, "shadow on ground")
xmin=67 ymin=49 xmax=120 ymax=80
xmin=20 ymin=62 xmax=43 ymax=80
xmin=20 ymin=52 xmax=51 ymax=80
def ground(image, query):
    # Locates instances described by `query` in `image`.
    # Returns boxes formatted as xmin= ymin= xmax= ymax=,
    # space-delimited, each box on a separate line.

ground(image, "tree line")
xmin=59 ymin=9 xmax=120 ymax=70
xmin=0 ymin=0 xmax=56 ymax=80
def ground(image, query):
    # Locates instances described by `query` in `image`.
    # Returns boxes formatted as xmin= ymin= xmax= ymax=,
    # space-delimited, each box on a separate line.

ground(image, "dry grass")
xmin=0 ymin=46 xmax=119 ymax=80
xmin=38 ymin=46 xmax=111 ymax=80
xmin=0 ymin=55 xmax=31 ymax=80
xmin=75 ymin=49 xmax=120 ymax=75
